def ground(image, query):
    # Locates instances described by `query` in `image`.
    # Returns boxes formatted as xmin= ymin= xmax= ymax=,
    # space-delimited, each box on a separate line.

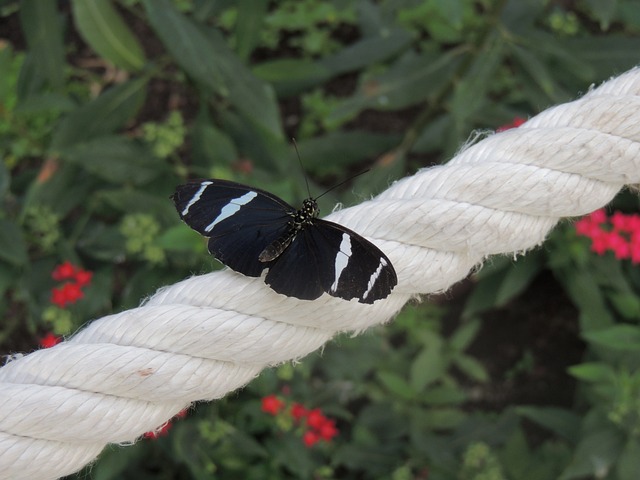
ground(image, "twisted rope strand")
xmin=2 ymin=67 xmax=640 ymax=479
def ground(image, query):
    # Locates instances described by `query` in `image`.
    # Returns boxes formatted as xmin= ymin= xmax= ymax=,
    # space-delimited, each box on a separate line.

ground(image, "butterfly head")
xmin=293 ymin=198 xmax=319 ymax=225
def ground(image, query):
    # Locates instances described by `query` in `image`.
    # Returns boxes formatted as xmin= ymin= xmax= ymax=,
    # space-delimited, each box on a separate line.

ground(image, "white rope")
xmin=2 ymin=66 xmax=640 ymax=479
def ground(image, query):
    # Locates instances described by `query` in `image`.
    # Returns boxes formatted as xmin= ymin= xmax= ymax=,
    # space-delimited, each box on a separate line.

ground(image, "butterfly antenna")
xmin=292 ymin=138 xmax=312 ymax=199
xmin=314 ymin=168 xmax=370 ymax=201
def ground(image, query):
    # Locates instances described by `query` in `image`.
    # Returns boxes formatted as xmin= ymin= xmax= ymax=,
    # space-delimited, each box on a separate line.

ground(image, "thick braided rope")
xmin=2 ymin=66 xmax=640 ymax=479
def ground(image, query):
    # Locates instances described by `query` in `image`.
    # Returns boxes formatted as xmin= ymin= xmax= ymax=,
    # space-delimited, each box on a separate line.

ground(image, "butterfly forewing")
xmin=173 ymin=180 xmax=294 ymax=277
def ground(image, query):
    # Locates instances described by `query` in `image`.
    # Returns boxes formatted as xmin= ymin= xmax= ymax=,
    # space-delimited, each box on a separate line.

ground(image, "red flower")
xmin=261 ymin=395 xmax=285 ymax=415
xmin=50 ymin=262 xmax=93 ymax=308
xmin=51 ymin=282 xmax=84 ymax=307
xmin=144 ymin=409 xmax=188 ymax=440
xmin=144 ymin=421 xmax=173 ymax=439
xmin=306 ymin=409 xmax=326 ymax=430
xmin=318 ymin=419 xmax=339 ymax=441
xmin=261 ymin=394 xmax=339 ymax=447
xmin=52 ymin=261 xmax=76 ymax=281
xmin=74 ymin=269 xmax=93 ymax=287
xmin=291 ymin=402 xmax=308 ymax=421
xmin=302 ymin=430 xmax=320 ymax=448
xmin=39 ymin=332 xmax=61 ymax=348
xmin=496 ymin=116 xmax=526 ymax=132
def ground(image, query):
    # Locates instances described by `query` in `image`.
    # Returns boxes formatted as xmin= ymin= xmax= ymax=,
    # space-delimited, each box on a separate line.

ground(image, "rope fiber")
xmin=2 ymin=66 xmax=640 ymax=479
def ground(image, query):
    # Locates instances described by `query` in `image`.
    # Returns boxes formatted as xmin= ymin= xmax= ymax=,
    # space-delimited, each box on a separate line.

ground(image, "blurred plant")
xmin=141 ymin=110 xmax=186 ymax=159
xmin=120 ymin=213 xmax=166 ymax=264
xmin=459 ymin=442 xmax=506 ymax=480
xmin=20 ymin=205 xmax=61 ymax=253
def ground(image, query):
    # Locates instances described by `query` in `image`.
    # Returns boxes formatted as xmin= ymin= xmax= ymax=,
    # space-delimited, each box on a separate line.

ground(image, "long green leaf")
xmin=19 ymin=0 xmax=65 ymax=90
xmin=60 ymin=136 xmax=164 ymax=185
xmin=51 ymin=77 xmax=148 ymax=150
xmin=516 ymin=406 xmax=580 ymax=443
xmin=143 ymin=0 xmax=282 ymax=139
xmin=328 ymin=50 xmax=462 ymax=122
xmin=0 ymin=220 xmax=28 ymax=266
xmin=235 ymin=0 xmax=267 ymax=60
xmin=72 ymin=0 xmax=146 ymax=71
xmin=559 ymin=428 xmax=623 ymax=479
xmin=582 ymin=325 xmax=640 ymax=351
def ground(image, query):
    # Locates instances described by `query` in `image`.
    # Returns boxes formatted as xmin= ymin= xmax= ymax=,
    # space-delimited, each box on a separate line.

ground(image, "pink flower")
xmin=575 ymin=209 xmax=640 ymax=262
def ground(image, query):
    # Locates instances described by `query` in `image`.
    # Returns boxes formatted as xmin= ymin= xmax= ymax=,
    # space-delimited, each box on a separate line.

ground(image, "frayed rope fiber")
xmin=3 ymin=66 xmax=640 ymax=479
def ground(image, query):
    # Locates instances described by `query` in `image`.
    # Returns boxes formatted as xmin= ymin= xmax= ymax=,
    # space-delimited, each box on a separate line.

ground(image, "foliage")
xmin=1 ymin=0 xmax=640 ymax=478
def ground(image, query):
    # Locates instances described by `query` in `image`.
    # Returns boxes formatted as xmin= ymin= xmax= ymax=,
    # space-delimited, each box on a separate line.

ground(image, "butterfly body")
xmin=172 ymin=179 xmax=396 ymax=303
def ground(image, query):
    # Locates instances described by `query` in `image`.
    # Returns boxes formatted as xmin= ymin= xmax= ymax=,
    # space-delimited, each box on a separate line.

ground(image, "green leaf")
xmin=608 ymin=292 xmax=640 ymax=320
xmin=296 ymin=131 xmax=401 ymax=176
xmin=567 ymin=362 xmax=615 ymax=383
xmin=377 ymin=371 xmax=416 ymax=401
xmin=328 ymin=50 xmax=462 ymax=122
xmin=51 ymin=77 xmax=148 ymax=150
xmin=516 ymin=406 xmax=580 ymax=443
xmin=463 ymin=251 xmax=543 ymax=318
xmin=454 ymin=354 xmax=489 ymax=382
xmin=19 ymin=0 xmax=65 ymax=90
xmin=77 ymin=221 xmax=126 ymax=262
xmin=234 ymin=0 xmax=268 ymax=60
xmin=553 ymin=266 xmax=614 ymax=330
xmin=191 ymin=116 xmax=238 ymax=169
xmin=253 ymin=59 xmax=332 ymax=97
xmin=564 ymin=36 xmax=640 ymax=79
xmin=143 ymin=0 xmax=282 ymax=139
xmin=409 ymin=347 xmax=447 ymax=391
xmin=496 ymin=250 xmax=545 ymax=305
xmin=582 ymin=325 xmax=640 ymax=351
xmin=510 ymin=44 xmax=559 ymax=99
xmin=60 ymin=136 xmax=164 ymax=185
xmin=618 ymin=438 xmax=640 ymax=480
xmin=449 ymin=319 xmax=481 ymax=352
xmin=450 ymin=36 xmax=504 ymax=120
xmin=584 ymin=0 xmax=617 ymax=30
xmin=0 ymin=220 xmax=28 ymax=266
xmin=157 ymin=225 xmax=206 ymax=253
xmin=320 ymin=27 xmax=413 ymax=75
xmin=559 ymin=428 xmax=623 ymax=479
xmin=0 ymin=159 xmax=8 ymax=198
xmin=21 ymin=163 xmax=94 ymax=217
xmin=71 ymin=0 xmax=146 ymax=71
xmin=96 ymin=189 xmax=176 ymax=223
xmin=422 ymin=385 xmax=467 ymax=405
xmin=422 ymin=408 xmax=466 ymax=429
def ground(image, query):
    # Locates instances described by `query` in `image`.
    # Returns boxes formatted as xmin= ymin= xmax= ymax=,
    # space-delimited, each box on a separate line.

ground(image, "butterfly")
xmin=172 ymin=179 xmax=397 ymax=303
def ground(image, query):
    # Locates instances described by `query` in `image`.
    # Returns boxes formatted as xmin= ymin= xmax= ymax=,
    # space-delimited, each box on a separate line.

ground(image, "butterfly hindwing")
xmin=266 ymin=219 xmax=397 ymax=303
xmin=173 ymin=179 xmax=294 ymax=277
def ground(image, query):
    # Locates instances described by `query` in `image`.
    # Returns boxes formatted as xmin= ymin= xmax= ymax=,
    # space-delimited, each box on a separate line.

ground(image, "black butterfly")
xmin=172 ymin=179 xmax=397 ymax=303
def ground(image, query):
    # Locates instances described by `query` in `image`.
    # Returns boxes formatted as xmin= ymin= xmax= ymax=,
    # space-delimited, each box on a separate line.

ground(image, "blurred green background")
xmin=2 ymin=0 xmax=640 ymax=478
